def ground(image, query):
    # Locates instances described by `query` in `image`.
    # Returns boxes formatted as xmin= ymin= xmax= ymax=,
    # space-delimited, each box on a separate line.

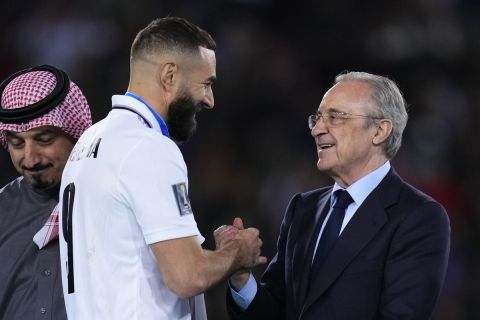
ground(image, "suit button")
xmin=40 ymin=307 xmax=47 ymax=314
xmin=43 ymin=269 xmax=52 ymax=276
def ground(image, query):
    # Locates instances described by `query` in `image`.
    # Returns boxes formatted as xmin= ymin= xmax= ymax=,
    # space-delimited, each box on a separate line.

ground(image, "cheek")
xmin=52 ymin=149 xmax=72 ymax=167
xmin=8 ymin=150 xmax=23 ymax=168
xmin=46 ymin=141 xmax=74 ymax=167
xmin=192 ymin=91 xmax=204 ymax=105
xmin=335 ymin=133 xmax=363 ymax=159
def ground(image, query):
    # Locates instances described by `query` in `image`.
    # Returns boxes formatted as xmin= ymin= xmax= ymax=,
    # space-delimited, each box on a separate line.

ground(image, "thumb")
xmin=233 ymin=217 xmax=244 ymax=230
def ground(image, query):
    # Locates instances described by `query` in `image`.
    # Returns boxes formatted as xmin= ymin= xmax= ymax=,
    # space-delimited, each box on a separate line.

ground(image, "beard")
xmin=167 ymin=91 xmax=204 ymax=143
xmin=24 ymin=169 xmax=61 ymax=198
xmin=29 ymin=174 xmax=56 ymax=190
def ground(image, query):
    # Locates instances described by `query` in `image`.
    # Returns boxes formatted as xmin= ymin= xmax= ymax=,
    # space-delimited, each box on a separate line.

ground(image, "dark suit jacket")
xmin=227 ymin=168 xmax=450 ymax=320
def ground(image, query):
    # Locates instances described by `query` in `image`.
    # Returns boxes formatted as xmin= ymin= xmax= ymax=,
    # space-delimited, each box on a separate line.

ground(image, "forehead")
xmin=319 ymin=80 xmax=372 ymax=112
xmin=6 ymin=126 xmax=64 ymax=139
xmin=198 ymin=47 xmax=216 ymax=67
xmin=192 ymin=47 xmax=216 ymax=77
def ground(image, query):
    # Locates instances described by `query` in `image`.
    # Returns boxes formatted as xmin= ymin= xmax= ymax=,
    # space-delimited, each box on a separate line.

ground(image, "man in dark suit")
xmin=217 ymin=71 xmax=451 ymax=319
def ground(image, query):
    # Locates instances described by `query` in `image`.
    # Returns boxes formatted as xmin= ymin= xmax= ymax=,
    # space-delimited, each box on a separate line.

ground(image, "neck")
xmin=126 ymin=86 xmax=168 ymax=120
xmin=331 ymin=156 xmax=388 ymax=188
xmin=28 ymin=182 xmax=60 ymax=201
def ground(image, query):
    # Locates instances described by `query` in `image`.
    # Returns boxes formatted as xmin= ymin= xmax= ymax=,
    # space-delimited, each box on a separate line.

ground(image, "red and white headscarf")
xmin=0 ymin=69 xmax=92 ymax=149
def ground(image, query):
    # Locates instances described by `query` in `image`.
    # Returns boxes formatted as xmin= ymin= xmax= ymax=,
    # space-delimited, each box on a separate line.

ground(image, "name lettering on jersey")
xmin=172 ymin=182 xmax=193 ymax=216
xmin=69 ymin=138 xmax=102 ymax=161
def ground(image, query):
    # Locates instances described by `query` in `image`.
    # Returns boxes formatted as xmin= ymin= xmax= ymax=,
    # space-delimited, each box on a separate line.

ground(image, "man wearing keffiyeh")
xmin=0 ymin=65 xmax=92 ymax=320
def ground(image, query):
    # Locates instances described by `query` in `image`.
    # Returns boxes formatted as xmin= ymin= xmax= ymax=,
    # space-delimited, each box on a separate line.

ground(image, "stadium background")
xmin=0 ymin=0 xmax=478 ymax=319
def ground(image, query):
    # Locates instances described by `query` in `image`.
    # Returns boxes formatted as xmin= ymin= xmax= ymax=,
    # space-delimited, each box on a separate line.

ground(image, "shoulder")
xmin=378 ymin=168 xmax=442 ymax=209
xmin=402 ymin=181 xmax=449 ymax=221
xmin=386 ymin=172 xmax=450 ymax=227
xmin=283 ymin=185 xmax=333 ymax=212
xmin=0 ymin=177 xmax=26 ymax=225
xmin=94 ymin=113 xmax=184 ymax=168
xmin=115 ymin=133 xmax=186 ymax=185
xmin=400 ymin=181 xmax=436 ymax=204
xmin=283 ymin=186 xmax=332 ymax=220
xmin=296 ymin=185 xmax=332 ymax=204
xmin=0 ymin=176 xmax=24 ymax=198
xmin=391 ymin=171 xmax=444 ymax=211
xmin=104 ymin=111 xmax=181 ymax=159
xmin=129 ymin=133 xmax=183 ymax=164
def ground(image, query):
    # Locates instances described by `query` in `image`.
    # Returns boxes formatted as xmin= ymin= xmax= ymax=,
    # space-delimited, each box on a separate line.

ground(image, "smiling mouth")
xmin=25 ymin=169 xmax=47 ymax=175
xmin=319 ymin=144 xmax=334 ymax=150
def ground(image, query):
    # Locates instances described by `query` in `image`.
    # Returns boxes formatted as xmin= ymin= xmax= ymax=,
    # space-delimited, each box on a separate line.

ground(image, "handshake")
xmin=214 ymin=218 xmax=267 ymax=290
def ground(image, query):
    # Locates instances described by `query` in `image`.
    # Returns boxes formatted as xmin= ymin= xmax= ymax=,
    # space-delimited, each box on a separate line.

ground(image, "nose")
xmin=203 ymin=87 xmax=214 ymax=109
xmin=22 ymin=142 xmax=42 ymax=168
xmin=310 ymin=118 xmax=328 ymax=138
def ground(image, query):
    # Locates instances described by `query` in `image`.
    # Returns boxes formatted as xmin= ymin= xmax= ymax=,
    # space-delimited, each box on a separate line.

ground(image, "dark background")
xmin=1 ymin=0 xmax=478 ymax=319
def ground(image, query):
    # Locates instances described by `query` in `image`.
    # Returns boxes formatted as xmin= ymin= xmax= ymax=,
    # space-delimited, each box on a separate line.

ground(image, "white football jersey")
xmin=59 ymin=94 xmax=205 ymax=320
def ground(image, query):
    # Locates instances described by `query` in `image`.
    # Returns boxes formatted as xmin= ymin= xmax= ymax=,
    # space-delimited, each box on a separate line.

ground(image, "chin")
xmin=29 ymin=174 xmax=60 ymax=190
xmin=316 ymin=160 xmax=330 ymax=172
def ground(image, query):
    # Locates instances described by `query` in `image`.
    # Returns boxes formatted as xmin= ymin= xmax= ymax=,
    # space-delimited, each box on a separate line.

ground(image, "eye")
xmin=327 ymin=112 xmax=347 ymax=125
xmin=325 ymin=113 xmax=341 ymax=123
xmin=6 ymin=135 xmax=24 ymax=149
xmin=8 ymin=139 xmax=24 ymax=149
xmin=36 ymin=135 xmax=56 ymax=145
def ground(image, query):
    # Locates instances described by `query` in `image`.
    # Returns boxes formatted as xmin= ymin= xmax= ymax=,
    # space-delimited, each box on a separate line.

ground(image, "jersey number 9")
xmin=62 ymin=182 xmax=76 ymax=294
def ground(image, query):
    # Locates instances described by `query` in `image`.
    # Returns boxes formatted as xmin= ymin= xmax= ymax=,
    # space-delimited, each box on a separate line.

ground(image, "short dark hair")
xmin=131 ymin=17 xmax=216 ymax=61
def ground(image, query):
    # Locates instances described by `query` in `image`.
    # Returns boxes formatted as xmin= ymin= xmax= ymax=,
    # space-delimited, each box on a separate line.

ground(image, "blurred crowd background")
xmin=1 ymin=0 xmax=478 ymax=319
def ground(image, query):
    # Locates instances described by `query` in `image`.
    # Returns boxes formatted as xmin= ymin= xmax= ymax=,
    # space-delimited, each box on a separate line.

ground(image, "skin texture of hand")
xmin=151 ymin=224 xmax=266 ymax=299
xmin=214 ymin=217 xmax=262 ymax=291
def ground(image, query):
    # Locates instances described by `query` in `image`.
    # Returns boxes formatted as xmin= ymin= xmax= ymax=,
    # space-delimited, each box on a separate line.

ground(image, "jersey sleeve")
xmin=117 ymin=133 xmax=203 ymax=245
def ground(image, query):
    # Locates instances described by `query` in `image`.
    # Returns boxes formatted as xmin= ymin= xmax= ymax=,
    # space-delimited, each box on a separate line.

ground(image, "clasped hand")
xmin=214 ymin=218 xmax=267 ymax=290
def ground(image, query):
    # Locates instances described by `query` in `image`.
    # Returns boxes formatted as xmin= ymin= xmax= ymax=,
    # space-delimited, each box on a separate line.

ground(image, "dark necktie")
xmin=310 ymin=190 xmax=353 ymax=276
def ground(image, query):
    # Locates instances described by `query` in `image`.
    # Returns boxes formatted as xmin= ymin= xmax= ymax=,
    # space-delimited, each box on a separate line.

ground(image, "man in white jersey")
xmin=59 ymin=17 xmax=266 ymax=320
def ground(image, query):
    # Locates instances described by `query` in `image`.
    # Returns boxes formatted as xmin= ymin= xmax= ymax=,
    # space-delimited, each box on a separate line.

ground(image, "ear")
xmin=157 ymin=62 xmax=178 ymax=92
xmin=372 ymin=119 xmax=393 ymax=145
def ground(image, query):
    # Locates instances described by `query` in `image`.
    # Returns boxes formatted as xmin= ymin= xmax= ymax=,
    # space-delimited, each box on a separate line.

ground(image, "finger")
xmin=213 ymin=225 xmax=228 ymax=235
xmin=216 ymin=229 xmax=239 ymax=245
xmin=245 ymin=227 xmax=259 ymax=237
xmin=233 ymin=217 xmax=244 ymax=230
xmin=214 ymin=225 xmax=236 ymax=237
xmin=221 ymin=229 xmax=239 ymax=239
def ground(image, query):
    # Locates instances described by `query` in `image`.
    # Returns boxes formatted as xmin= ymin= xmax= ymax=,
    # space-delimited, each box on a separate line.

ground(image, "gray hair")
xmin=335 ymin=71 xmax=408 ymax=159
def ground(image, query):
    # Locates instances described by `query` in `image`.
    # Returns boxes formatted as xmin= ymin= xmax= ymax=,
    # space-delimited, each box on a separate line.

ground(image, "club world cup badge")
xmin=172 ymin=182 xmax=193 ymax=216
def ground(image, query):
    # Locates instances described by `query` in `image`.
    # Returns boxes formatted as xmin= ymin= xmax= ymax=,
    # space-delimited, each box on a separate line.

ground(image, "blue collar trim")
xmin=125 ymin=92 xmax=170 ymax=138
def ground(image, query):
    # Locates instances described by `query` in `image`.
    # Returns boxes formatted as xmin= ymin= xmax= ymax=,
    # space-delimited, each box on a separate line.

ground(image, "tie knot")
xmin=333 ymin=190 xmax=353 ymax=210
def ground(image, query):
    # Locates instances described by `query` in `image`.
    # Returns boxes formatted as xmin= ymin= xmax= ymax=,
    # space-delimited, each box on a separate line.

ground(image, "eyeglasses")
xmin=308 ymin=111 xmax=382 ymax=129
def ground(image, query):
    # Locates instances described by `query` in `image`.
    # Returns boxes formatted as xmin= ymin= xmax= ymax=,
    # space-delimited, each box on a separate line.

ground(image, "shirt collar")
xmin=111 ymin=94 xmax=169 ymax=136
xmin=332 ymin=161 xmax=391 ymax=206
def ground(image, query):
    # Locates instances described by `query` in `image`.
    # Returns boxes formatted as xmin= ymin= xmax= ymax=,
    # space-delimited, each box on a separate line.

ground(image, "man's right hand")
xmin=214 ymin=217 xmax=267 ymax=290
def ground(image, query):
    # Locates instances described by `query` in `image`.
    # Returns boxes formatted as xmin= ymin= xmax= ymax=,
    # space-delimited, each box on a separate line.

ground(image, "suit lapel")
xmin=291 ymin=191 xmax=331 ymax=313
xmin=301 ymin=169 xmax=401 ymax=316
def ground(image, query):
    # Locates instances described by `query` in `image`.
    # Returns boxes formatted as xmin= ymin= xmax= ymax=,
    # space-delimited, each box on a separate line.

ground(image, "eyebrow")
xmin=5 ymin=131 xmax=20 ymax=139
xmin=317 ymin=107 xmax=344 ymax=114
xmin=206 ymin=76 xmax=216 ymax=83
